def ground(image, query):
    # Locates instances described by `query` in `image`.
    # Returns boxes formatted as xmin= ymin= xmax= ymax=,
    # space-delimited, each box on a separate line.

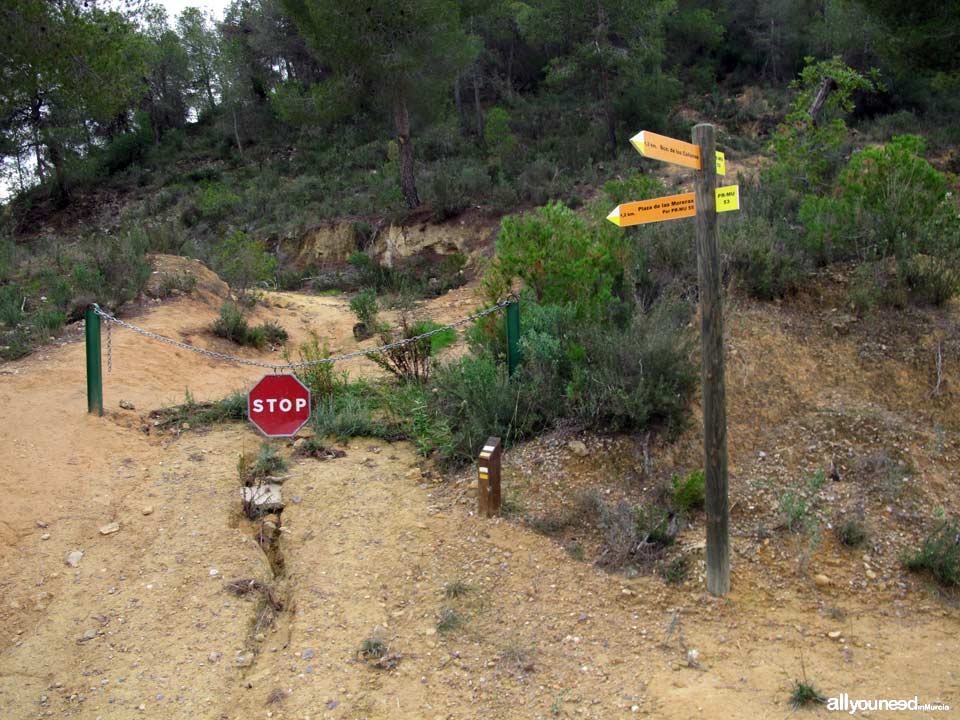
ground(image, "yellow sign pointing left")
xmin=607 ymin=185 xmax=740 ymax=227
xmin=630 ymin=130 xmax=726 ymax=175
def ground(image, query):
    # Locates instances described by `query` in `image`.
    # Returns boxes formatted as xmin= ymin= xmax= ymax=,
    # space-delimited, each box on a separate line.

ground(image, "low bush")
xmin=902 ymin=516 xmax=960 ymax=588
xmin=349 ymin=289 xmax=380 ymax=338
xmin=149 ymin=390 xmax=247 ymax=432
xmin=211 ymin=302 xmax=287 ymax=348
xmin=290 ymin=333 xmax=343 ymax=406
xmin=836 ymin=518 xmax=867 ymax=548
xmin=672 ymin=470 xmax=706 ymax=513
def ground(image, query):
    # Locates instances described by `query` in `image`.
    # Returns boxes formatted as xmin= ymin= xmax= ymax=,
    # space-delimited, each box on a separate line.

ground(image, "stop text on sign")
xmin=251 ymin=397 xmax=308 ymax=413
xmin=246 ymin=374 xmax=311 ymax=437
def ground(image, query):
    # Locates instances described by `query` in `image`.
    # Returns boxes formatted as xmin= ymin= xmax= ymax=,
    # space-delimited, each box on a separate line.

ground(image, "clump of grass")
xmin=565 ymin=542 xmax=585 ymax=561
xmin=239 ymin=442 xmax=287 ymax=486
xmin=661 ymin=555 xmax=689 ymax=585
xmin=149 ymin=390 xmax=246 ymax=431
xmin=211 ymin=302 xmax=287 ymax=348
xmin=789 ymin=680 xmax=826 ymax=709
xmin=500 ymin=492 xmax=526 ymax=519
xmin=359 ymin=637 xmax=388 ymax=659
xmin=836 ymin=518 xmax=867 ymax=548
xmin=671 ymin=469 xmax=705 ymax=513
xmin=902 ymin=517 xmax=960 ymax=588
xmin=157 ymin=272 xmax=197 ymax=299
xmin=779 ymin=468 xmax=826 ymax=533
xmin=436 ymin=607 xmax=464 ymax=634
xmin=444 ymin=578 xmax=469 ymax=599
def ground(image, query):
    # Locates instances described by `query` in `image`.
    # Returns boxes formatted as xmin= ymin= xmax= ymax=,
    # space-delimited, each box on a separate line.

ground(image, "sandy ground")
xmin=0 ymin=281 xmax=958 ymax=720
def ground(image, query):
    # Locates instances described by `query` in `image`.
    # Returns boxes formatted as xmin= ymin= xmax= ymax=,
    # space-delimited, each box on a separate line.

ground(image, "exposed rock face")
xmin=285 ymin=217 xmax=494 ymax=271
xmin=146 ymin=254 xmax=230 ymax=300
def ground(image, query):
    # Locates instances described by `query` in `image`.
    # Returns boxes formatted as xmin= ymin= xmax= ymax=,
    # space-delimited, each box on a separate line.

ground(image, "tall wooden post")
xmin=692 ymin=124 xmax=730 ymax=596
xmin=477 ymin=437 xmax=502 ymax=518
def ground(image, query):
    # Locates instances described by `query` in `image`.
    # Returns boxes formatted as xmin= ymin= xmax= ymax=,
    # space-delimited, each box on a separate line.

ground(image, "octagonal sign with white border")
xmin=247 ymin=374 xmax=311 ymax=437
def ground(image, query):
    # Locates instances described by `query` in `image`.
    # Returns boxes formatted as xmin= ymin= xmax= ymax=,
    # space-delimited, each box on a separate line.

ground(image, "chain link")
xmin=92 ymin=296 xmax=515 ymax=372
xmin=106 ymin=315 xmax=112 ymax=373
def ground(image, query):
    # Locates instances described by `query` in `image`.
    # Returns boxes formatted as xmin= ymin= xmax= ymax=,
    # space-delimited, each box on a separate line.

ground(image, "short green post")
xmin=85 ymin=306 xmax=103 ymax=416
xmin=506 ymin=300 xmax=520 ymax=376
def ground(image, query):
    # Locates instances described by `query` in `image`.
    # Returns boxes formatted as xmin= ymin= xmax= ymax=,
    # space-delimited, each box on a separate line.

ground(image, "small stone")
xmin=142 ymin=506 xmax=154 ymax=516
xmin=66 ymin=550 xmax=84 ymax=567
xmin=36 ymin=521 xmax=48 ymax=529
xmin=41 ymin=533 xmax=50 ymax=541
xmin=406 ymin=468 xmax=422 ymax=481
xmin=291 ymin=496 xmax=302 ymax=504
xmin=209 ymin=569 xmax=219 ymax=577
xmin=814 ymin=574 xmax=831 ymax=588
xmin=208 ymin=652 xmax=221 ymax=663
xmin=467 ymin=480 xmax=478 ymax=492
xmin=99 ymin=522 xmax=120 ymax=536
xmin=79 ymin=629 xmax=97 ymax=642
xmin=301 ymin=648 xmax=315 ymax=660
xmin=828 ymin=631 xmax=842 ymax=640
xmin=865 ymin=569 xmax=877 ymax=580
xmin=567 ymin=440 xmax=588 ymax=457
xmin=119 ymin=400 xmax=135 ymax=410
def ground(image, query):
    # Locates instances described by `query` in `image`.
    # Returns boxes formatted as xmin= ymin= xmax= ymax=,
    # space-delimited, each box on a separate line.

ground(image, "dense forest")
xmin=1 ymin=0 xmax=959 ymax=367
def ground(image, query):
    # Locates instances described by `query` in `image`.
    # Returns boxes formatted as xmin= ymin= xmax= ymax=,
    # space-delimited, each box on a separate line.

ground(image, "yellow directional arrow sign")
xmin=606 ymin=192 xmax=697 ymax=227
xmin=607 ymin=185 xmax=740 ymax=227
xmin=630 ymin=130 xmax=726 ymax=175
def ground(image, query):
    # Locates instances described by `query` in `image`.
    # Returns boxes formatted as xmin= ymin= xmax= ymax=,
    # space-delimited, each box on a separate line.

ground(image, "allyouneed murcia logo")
xmin=827 ymin=693 xmax=951 ymax=714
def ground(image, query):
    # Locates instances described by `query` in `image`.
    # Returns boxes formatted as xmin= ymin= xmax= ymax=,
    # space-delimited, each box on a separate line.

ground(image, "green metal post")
xmin=506 ymin=300 xmax=520 ymax=376
xmin=85 ymin=306 xmax=103 ymax=416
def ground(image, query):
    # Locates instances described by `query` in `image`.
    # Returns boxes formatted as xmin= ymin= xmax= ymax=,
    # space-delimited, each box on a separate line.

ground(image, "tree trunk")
xmin=453 ymin=75 xmax=468 ymax=136
xmin=393 ymin=93 xmax=420 ymax=209
xmin=45 ymin=135 xmax=68 ymax=206
xmin=807 ymin=77 xmax=836 ymax=127
xmin=505 ymin=39 xmax=515 ymax=102
xmin=473 ymin=67 xmax=484 ymax=140
xmin=232 ymin=107 xmax=244 ymax=158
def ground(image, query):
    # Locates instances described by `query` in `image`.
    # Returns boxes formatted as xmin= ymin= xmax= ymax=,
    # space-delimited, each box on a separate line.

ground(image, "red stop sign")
xmin=247 ymin=374 xmax=311 ymax=437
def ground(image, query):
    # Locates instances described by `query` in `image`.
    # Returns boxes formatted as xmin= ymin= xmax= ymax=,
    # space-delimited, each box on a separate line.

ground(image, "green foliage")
xmin=790 ymin=681 xmax=826 ymax=709
xmin=660 ymin=555 xmax=689 ymax=585
xmin=779 ymin=469 xmax=827 ymax=533
xmin=150 ymin=390 xmax=246 ymax=432
xmin=485 ymin=202 xmax=625 ymax=316
xmin=359 ymin=637 xmax=388 ymax=660
xmin=214 ymin=231 xmax=277 ymax=293
xmin=671 ymin=470 xmax=706 ymax=513
xmin=349 ymin=289 xmax=380 ymax=333
xmin=801 ymin=135 xmax=955 ymax=260
xmin=289 ymin=333 xmax=343 ymax=406
xmin=836 ymin=519 xmax=867 ymax=548
xmin=902 ymin=516 xmax=960 ymax=588
xmin=0 ymin=285 xmax=25 ymax=327
xmin=211 ymin=302 xmax=287 ymax=348
xmin=436 ymin=607 xmax=465 ymax=634
xmin=484 ymin=107 xmax=518 ymax=170
xmin=239 ymin=442 xmax=287 ymax=485
xmin=723 ymin=216 xmax=805 ymax=300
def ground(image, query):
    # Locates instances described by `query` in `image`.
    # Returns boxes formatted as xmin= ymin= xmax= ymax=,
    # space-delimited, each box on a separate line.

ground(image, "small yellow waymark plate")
xmin=715 ymin=185 xmax=740 ymax=213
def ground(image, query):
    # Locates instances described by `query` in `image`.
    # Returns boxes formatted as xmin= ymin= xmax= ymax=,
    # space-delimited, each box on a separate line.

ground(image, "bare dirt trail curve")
xmin=0 ymin=286 xmax=958 ymax=719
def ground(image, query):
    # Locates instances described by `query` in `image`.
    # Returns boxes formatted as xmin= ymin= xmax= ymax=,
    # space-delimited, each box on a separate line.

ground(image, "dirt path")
xmin=0 ymin=286 xmax=958 ymax=719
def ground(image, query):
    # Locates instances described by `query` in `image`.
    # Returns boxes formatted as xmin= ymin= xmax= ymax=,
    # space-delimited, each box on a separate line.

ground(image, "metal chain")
xmin=106 ymin=316 xmax=112 ymax=373
xmin=91 ymin=296 xmax=514 ymax=372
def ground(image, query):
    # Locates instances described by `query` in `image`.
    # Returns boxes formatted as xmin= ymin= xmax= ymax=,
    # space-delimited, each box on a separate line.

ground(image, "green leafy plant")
xmin=790 ymin=680 xmax=826 ymax=709
xmin=671 ymin=470 xmax=706 ymax=513
xmin=902 ymin=516 xmax=960 ymax=588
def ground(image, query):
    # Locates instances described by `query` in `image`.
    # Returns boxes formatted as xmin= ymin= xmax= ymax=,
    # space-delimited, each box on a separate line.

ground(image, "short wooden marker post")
xmin=477 ymin=437 xmax=502 ymax=518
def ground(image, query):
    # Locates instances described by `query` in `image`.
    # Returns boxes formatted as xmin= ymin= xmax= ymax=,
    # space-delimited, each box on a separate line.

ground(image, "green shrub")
xmin=672 ymin=470 xmax=706 ymax=513
xmin=212 ymin=302 xmax=252 ymax=344
xmin=836 ymin=519 xmax=867 ymax=548
xmin=290 ymin=334 xmax=343 ymax=406
xmin=799 ymin=135 xmax=960 ymax=277
xmin=902 ymin=517 xmax=960 ymax=588
xmin=661 ymin=555 xmax=689 ymax=585
xmin=424 ymin=158 xmax=492 ymax=221
xmin=349 ymin=289 xmax=380 ymax=335
xmin=484 ymin=202 xmax=625 ymax=316
xmin=790 ymin=681 xmax=826 ymax=709
xmin=150 ymin=390 xmax=246 ymax=431
xmin=723 ymin=217 xmax=804 ymax=300
xmin=214 ymin=231 xmax=277 ymax=293
xmin=0 ymin=285 xmax=25 ymax=327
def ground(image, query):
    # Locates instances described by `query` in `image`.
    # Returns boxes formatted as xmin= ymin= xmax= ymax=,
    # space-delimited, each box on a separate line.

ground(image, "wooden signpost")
xmin=477 ymin=437 xmax=502 ymax=518
xmin=611 ymin=124 xmax=733 ymax=596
